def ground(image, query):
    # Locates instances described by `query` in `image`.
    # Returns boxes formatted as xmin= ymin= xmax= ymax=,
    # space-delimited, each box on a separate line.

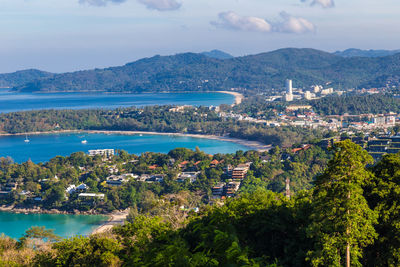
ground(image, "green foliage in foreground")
xmin=4 ymin=141 xmax=400 ymax=266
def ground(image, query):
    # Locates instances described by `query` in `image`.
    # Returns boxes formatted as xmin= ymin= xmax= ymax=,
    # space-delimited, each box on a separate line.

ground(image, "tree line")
xmin=0 ymin=105 xmax=326 ymax=147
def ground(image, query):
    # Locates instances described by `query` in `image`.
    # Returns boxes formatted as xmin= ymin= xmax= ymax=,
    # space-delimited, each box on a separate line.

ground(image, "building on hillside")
xmin=232 ymin=163 xmax=251 ymax=180
xmin=225 ymin=165 xmax=234 ymax=178
xmin=212 ymin=183 xmax=225 ymax=198
xmin=88 ymin=149 xmax=114 ymax=158
xmin=177 ymin=172 xmax=200 ymax=183
xmin=225 ymin=182 xmax=241 ymax=197
xmin=78 ymin=193 xmax=105 ymax=204
xmin=76 ymin=183 xmax=89 ymax=192
xmin=66 ymin=184 xmax=76 ymax=194
xmin=210 ymin=159 xmax=220 ymax=168
xmin=106 ymin=174 xmax=136 ymax=186
xmin=367 ymin=136 xmax=400 ymax=160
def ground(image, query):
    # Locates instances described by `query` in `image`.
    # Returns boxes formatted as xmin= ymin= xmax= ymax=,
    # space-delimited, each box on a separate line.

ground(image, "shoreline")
xmin=0 ymin=206 xmax=127 ymax=236
xmin=0 ymin=129 xmax=271 ymax=152
xmin=91 ymin=209 xmax=129 ymax=235
xmin=216 ymin=91 xmax=244 ymax=105
xmin=0 ymin=205 xmax=105 ymax=216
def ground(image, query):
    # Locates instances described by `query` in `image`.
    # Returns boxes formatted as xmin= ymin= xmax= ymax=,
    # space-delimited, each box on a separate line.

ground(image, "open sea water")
xmin=0 ymin=90 xmax=234 ymax=113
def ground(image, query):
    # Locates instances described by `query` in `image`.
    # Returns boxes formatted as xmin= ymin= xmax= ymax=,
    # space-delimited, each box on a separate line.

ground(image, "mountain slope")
xmin=0 ymin=69 xmax=53 ymax=88
xmin=201 ymin=49 xmax=234 ymax=59
xmin=334 ymin=48 xmax=400 ymax=58
xmin=10 ymin=48 xmax=400 ymax=93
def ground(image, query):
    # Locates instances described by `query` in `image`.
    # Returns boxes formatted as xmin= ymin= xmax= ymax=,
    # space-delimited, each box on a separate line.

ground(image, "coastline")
xmin=216 ymin=91 xmax=244 ymax=105
xmin=91 ymin=209 xmax=129 ymax=235
xmin=0 ymin=205 xmax=103 ymax=216
xmin=0 ymin=130 xmax=271 ymax=152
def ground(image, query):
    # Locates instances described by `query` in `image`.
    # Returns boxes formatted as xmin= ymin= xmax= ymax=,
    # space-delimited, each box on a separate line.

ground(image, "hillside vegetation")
xmin=3 ymin=48 xmax=400 ymax=93
xmin=3 ymin=141 xmax=400 ymax=266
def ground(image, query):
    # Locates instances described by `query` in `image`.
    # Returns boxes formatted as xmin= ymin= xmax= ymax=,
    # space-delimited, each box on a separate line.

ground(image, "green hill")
xmin=0 ymin=69 xmax=53 ymax=88
xmin=334 ymin=48 xmax=400 ymax=58
xmin=7 ymin=48 xmax=400 ymax=93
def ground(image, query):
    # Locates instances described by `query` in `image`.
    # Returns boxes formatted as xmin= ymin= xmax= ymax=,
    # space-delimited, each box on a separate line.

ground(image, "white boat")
xmin=24 ymin=134 xmax=30 ymax=143
xmin=81 ymin=140 xmax=87 ymax=144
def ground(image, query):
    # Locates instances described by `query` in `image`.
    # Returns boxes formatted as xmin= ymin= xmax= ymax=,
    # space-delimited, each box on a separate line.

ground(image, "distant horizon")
xmin=3 ymin=47 xmax=400 ymax=74
xmin=2 ymin=0 xmax=400 ymax=73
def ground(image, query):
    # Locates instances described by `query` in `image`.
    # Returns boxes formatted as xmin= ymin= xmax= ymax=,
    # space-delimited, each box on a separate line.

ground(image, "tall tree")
xmin=307 ymin=140 xmax=377 ymax=266
xmin=364 ymin=153 xmax=400 ymax=266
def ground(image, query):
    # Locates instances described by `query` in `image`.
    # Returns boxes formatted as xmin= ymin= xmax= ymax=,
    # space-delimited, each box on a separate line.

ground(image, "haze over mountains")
xmin=1 ymin=48 xmax=400 ymax=93
xmin=334 ymin=48 xmax=400 ymax=58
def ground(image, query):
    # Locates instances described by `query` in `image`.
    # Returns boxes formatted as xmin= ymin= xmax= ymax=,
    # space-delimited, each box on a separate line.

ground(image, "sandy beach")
xmin=0 ymin=129 xmax=271 ymax=152
xmin=217 ymin=91 xmax=244 ymax=105
xmin=92 ymin=209 xmax=129 ymax=234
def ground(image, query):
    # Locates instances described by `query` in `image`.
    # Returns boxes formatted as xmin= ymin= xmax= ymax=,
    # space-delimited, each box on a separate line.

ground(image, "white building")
xmin=88 ymin=149 xmax=115 ymax=157
xmin=286 ymin=79 xmax=293 ymax=95
xmin=177 ymin=172 xmax=200 ymax=183
xmin=304 ymin=90 xmax=312 ymax=100
xmin=78 ymin=193 xmax=105 ymax=199
xmin=284 ymin=79 xmax=294 ymax=102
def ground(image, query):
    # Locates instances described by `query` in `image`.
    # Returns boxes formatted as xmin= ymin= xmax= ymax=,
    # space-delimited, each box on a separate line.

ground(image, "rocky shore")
xmin=0 ymin=205 xmax=106 ymax=215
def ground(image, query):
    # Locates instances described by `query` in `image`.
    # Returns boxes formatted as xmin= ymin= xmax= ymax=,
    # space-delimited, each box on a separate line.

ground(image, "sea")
xmin=0 ymin=91 xmax=243 ymax=239
xmin=0 ymin=132 xmax=249 ymax=163
xmin=0 ymin=212 xmax=108 ymax=239
xmin=0 ymin=90 xmax=234 ymax=113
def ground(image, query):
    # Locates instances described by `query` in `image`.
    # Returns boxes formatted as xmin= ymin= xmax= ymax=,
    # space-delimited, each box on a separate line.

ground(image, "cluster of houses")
xmin=366 ymin=135 xmax=400 ymax=161
xmin=212 ymin=162 xmax=252 ymax=199
xmin=318 ymin=135 xmax=400 ymax=161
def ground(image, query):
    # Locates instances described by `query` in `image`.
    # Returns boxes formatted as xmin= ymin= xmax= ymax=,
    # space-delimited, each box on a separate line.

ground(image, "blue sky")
xmin=1 ymin=0 xmax=400 ymax=73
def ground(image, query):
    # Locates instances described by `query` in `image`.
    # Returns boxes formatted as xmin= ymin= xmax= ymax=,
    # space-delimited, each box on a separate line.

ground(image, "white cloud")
xmin=211 ymin=12 xmax=272 ymax=33
xmin=301 ymin=0 xmax=335 ymax=8
xmin=79 ymin=0 xmax=126 ymax=6
xmin=79 ymin=0 xmax=181 ymax=11
xmin=274 ymin=12 xmax=315 ymax=33
xmin=211 ymin=11 xmax=315 ymax=34
xmin=137 ymin=0 xmax=181 ymax=11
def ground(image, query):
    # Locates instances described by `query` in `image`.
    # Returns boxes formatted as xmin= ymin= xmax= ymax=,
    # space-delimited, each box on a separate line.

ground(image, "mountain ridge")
xmin=3 ymin=48 xmax=400 ymax=92
xmin=334 ymin=48 xmax=400 ymax=58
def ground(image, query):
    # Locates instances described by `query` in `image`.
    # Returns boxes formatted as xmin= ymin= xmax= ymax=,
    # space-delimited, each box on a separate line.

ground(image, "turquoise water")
xmin=0 ymin=133 xmax=249 ymax=163
xmin=0 ymin=212 xmax=108 ymax=239
xmin=0 ymin=90 xmax=233 ymax=113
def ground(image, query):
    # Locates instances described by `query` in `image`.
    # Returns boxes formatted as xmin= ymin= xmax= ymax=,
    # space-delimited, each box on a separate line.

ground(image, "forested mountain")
xmin=334 ymin=48 xmax=400 ymax=58
xmin=0 ymin=69 xmax=53 ymax=88
xmin=201 ymin=49 xmax=233 ymax=59
xmin=6 ymin=48 xmax=400 ymax=93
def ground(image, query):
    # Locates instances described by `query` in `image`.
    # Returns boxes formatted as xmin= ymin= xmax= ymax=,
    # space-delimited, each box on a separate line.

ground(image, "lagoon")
xmin=0 ymin=212 xmax=108 ymax=239
xmin=0 ymin=90 xmax=234 ymax=113
xmin=0 ymin=132 xmax=249 ymax=163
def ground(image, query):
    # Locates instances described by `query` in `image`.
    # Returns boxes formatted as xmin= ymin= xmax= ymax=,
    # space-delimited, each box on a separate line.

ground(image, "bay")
xmin=0 ymin=133 xmax=249 ymax=163
xmin=0 ymin=90 xmax=233 ymax=113
xmin=0 ymin=212 xmax=108 ymax=239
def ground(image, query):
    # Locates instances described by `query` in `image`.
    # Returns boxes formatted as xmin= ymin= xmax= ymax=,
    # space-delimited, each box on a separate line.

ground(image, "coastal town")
xmin=2 ymin=79 xmax=400 ymax=216
xmin=0 ymin=148 xmax=257 ymax=208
